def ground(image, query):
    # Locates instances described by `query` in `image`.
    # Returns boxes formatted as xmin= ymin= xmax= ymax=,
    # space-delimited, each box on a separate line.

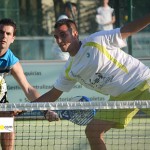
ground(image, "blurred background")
xmin=0 ymin=0 xmax=150 ymax=60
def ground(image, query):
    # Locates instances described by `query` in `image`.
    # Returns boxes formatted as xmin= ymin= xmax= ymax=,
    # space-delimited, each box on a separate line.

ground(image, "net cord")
xmin=0 ymin=100 xmax=150 ymax=111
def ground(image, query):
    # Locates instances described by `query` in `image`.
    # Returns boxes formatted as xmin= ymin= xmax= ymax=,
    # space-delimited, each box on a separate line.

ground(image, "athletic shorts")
xmin=94 ymin=78 xmax=150 ymax=129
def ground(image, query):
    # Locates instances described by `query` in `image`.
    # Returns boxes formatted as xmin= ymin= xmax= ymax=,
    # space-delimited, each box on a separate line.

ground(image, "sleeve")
xmin=109 ymin=28 xmax=127 ymax=48
xmin=54 ymin=72 xmax=77 ymax=92
xmin=9 ymin=50 xmax=19 ymax=68
xmin=96 ymin=7 xmax=101 ymax=14
xmin=91 ymin=28 xmax=127 ymax=49
xmin=112 ymin=8 xmax=115 ymax=16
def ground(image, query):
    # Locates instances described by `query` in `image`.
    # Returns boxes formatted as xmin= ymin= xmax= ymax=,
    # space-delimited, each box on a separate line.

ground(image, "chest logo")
xmin=86 ymin=52 xmax=90 ymax=58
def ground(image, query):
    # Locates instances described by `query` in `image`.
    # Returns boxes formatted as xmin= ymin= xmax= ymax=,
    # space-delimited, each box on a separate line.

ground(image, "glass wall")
xmin=0 ymin=0 xmax=150 ymax=60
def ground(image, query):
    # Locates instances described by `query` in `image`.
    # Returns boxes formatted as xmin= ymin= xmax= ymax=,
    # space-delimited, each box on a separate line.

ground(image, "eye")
xmin=54 ymin=35 xmax=57 ymax=40
xmin=0 ymin=30 xmax=4 ymax=34
xmin=60 ymin=32 xmax=67 ymax=39
xmin=6 ymin=32 xmax=12 ymax=36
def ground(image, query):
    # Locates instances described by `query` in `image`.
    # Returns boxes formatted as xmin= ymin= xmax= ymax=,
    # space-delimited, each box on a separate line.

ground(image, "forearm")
xmin=33 ymin=87 xmax=63 ymax=102
xmin=121 ymin=13 xmax=150 ymax=39
xmin=32 ymin=92 xmax=57 ymax=102
xmin=25 ymin=87 xmax=41 ymax=101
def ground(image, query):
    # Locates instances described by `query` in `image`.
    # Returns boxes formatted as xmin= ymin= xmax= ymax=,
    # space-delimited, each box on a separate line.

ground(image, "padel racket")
xmin=18 ymin=96 xmax=96 ymax=126
xmin=54 ymin=96 xmax=96 ymax=126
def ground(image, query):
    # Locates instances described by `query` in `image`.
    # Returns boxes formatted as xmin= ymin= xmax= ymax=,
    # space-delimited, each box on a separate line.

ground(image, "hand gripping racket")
xmin=54 ymin=96 xmax=96 ymax=126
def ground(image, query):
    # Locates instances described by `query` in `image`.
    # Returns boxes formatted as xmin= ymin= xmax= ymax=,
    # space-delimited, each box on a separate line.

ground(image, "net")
xmin=0 ymin=100 xmax=150 ymax=150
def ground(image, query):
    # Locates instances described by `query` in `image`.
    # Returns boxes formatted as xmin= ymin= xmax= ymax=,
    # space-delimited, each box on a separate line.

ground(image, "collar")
xmin=0 ymin=49 xmax=10 ymax=61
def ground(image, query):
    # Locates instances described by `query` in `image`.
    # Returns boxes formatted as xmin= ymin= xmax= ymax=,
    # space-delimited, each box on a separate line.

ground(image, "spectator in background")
xmin=95 ymin=0 xmax=116 ymax=30
xmin=64 ymin=1 xmax=77 ymax=21
xmin=57 ymin=1 xmax=77 ymax=22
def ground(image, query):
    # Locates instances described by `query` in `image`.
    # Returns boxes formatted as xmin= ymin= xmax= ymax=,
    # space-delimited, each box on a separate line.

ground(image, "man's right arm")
xmin=33 ymin=87 xmax=63 ymax=102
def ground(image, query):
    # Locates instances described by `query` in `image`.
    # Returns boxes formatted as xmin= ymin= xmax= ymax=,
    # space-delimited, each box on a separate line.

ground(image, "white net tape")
xmin=0 ymin=100 xmax=150 ymax=111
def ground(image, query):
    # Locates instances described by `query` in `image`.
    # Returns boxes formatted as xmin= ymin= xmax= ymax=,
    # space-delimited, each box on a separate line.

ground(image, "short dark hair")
xmin=0 ymin=18 xmax=17 ymax=36
xmin=54 ymin=19 xmax=78 ymax=31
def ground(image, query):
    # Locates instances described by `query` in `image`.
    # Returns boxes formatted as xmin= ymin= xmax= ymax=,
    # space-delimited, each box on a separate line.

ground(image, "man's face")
xmin=54 ymin=24 xmax=76 ymax=52
xmin=0 ymin=25 xmax=15 ymax=52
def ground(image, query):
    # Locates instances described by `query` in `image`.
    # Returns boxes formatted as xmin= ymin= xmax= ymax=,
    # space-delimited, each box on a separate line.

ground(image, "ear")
xmin=11 ymin=36 xmax=15 ymax=43
xmin=73 ymin=30 xmax=78 ymax=39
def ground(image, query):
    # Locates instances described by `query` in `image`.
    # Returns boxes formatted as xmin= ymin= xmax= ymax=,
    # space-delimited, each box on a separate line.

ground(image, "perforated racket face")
xmin=56 ymin=96 xmax=96 ymax=126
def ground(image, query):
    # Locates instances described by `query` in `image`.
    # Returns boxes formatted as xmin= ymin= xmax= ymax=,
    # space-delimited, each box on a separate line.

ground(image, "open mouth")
xmin=59 ymin=44 xmax=66 ymax=49
xmin=0 ymin=40 xmax=6 ymax=44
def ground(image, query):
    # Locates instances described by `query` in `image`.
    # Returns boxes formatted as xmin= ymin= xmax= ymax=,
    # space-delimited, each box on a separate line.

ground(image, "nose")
xmin=3 ymin=32 xmax=7 ymax=38
xmin=56 ymin=37 xmax=62 ymax=44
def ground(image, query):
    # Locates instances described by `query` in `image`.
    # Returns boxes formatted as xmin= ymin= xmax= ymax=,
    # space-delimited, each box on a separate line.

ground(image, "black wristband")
xmin=43 ymin=110 xmax=48 ymax=118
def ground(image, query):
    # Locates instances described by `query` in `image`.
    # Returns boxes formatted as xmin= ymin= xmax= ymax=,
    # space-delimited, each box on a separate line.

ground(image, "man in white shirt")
xmin=33 ymin=13 xmax=150 ymax=150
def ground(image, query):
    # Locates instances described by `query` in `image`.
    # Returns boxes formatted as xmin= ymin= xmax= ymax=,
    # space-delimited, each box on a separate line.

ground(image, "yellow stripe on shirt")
xmin=65 ymin=58 xmax=75 ymax=80
xmin=84 ymin=42 xmax=128 ymax=73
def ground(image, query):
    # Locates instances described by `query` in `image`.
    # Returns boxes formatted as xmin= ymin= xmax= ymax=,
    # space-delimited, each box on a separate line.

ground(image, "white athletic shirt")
xmin=54 ymin=28 xmax=150 ymax=97
xmin=95 ymin=6 xmax=114 ymax=30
